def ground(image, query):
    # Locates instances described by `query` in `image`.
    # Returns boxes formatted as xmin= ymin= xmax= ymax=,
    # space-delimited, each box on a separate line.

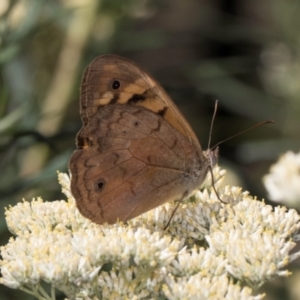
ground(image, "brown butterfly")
xmin=69 ymin=54 xmax=218 ymax=224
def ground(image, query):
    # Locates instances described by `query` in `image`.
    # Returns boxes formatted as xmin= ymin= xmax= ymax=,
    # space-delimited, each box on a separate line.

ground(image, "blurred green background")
xmin=1 ymin=0 xmax=300 ymax=299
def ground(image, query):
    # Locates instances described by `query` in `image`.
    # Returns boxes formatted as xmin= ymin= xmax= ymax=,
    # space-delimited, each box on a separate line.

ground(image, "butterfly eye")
xmin=95 ymin=179 xmax=105 ymax=191
xmin=111 ymin=80 xmax=121 ymax=90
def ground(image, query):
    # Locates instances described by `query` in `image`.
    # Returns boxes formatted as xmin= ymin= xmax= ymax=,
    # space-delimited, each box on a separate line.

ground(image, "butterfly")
xmin=69 ymin=54 xmax=218 ymax=224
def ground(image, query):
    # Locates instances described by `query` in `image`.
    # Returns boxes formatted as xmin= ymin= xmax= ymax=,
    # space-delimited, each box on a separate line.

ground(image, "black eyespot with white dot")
xmin=95 ymin=179 xmax=105 ymax=191
xmin=111 ymin=80 xmax=121 ymax=90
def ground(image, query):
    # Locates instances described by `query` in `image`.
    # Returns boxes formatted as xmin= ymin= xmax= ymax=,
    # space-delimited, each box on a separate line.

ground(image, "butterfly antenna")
xmin=204 ymin=100 xmax=224 ymax=204
xmin=211 ymin=120 xmax=275 ymax=150
xmin=207 ymin=100 xmax=218 ymax=150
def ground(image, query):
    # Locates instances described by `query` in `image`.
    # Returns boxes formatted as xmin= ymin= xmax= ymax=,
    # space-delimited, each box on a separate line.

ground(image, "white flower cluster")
xmin=264 ymin=151 xmax=300 ymax=207
xmin=1 ymin=168 xmax=300 ymax=300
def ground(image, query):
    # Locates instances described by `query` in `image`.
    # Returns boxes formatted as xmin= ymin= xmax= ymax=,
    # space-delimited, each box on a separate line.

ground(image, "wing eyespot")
xmin=95 ymin=179 xmax=105 ymax=191
xmin=111 ymin=80 xmax=121 ymax=90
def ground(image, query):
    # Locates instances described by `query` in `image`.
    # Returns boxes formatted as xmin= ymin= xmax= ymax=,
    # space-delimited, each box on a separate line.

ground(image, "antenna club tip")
xmin=267 ymin=120 xmax=275 ymax=124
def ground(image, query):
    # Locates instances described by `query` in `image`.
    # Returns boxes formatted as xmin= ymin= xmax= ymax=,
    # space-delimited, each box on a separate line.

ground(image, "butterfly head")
xmin=203 ymin=146 xmax=219 ymax=168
